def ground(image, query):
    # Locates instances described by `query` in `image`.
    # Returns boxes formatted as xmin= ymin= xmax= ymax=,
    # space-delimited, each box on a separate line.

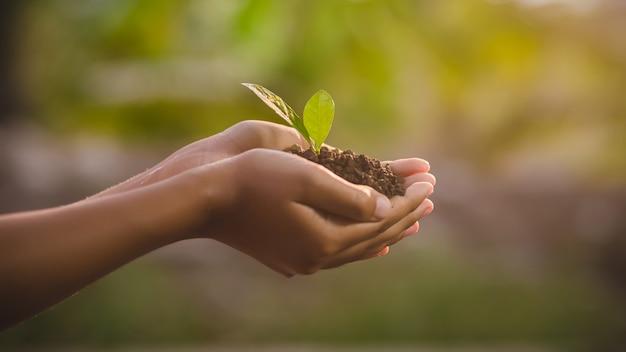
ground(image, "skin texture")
xmin=0 ymin=120 xmax=435 ymax=331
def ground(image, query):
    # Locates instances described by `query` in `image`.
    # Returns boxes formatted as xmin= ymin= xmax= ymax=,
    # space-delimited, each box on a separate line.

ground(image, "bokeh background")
xmin=1 ymin=0 xmax=625 ymax=351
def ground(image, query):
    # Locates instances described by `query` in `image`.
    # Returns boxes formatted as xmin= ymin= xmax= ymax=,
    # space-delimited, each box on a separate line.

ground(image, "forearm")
xmin=0 ymin=169 xmax=212 ymax=330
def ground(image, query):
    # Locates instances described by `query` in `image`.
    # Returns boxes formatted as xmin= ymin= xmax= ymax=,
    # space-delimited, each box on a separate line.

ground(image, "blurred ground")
xmin=4 ymin=346 xmax=555 ymax=352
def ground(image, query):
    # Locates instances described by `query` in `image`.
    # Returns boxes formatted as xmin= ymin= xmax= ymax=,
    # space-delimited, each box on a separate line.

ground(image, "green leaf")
xmin=242 ymin=83 xmax=310 ymax=143
xmin=303 ymin=89 xmax=335 ymax=153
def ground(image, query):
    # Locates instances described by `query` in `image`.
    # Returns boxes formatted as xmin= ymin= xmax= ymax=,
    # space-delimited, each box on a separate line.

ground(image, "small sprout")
xmin=242 ymin=83 xmax=335 ymax=154
xmin=303 ymin=90 xmax=335 ymax=154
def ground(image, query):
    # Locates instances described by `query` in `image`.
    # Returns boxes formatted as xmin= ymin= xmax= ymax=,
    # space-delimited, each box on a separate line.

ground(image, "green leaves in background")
xmin=304 ymin=90 xmax=334 ymax=153
xmin=243 ymin=83 xmax=335 ymax=153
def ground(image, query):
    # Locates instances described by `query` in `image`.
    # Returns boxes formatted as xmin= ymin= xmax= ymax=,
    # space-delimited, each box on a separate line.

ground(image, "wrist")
xmin=80 ymin=167 xmax=217 ymax=248
xmin=179 ymin=161 xmax=234 ymax=241
xmin=134 ymin=167 xmax=220 ymax=244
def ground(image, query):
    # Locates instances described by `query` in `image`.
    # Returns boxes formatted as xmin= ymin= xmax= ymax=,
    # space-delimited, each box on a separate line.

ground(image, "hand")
xmin=385 ymin=157 xmax=436 ymax=238
xmin=92 ymin=119 xmax=436 ymax=275
xmin=92 ymin=120 xmax=309 ymax=197
xmin=193 ymin=148 xmax=435 ymax=276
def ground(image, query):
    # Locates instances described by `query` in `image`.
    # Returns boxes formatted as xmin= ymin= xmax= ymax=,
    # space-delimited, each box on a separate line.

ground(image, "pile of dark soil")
xmin=287 ymin=145 xmax=405 ymax=198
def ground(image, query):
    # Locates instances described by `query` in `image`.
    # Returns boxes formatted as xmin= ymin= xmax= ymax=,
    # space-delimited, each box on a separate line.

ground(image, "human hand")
xmin=192 ymin=148 xmax=434 ymax=276
xmin=91 ymin=119 xmax=436 ymax=276
xmin=92 ymin=120 xmax=309 ymax=197
xmin=384 ymin=157 xmax=436 ymax=239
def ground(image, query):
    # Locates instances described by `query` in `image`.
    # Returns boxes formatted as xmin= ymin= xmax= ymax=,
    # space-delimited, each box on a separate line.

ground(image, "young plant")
xmin=242 ymin=83 xmax=335 ymax=154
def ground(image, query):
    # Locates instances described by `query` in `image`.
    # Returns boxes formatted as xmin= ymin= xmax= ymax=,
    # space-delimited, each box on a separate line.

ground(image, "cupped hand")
xmin=91 ymin=119 xmax=436 ymax=276
xmin=93 ymin=120 xmax=309 ymax=197
xmin=197 ymin=148 xmax=434 ymax=277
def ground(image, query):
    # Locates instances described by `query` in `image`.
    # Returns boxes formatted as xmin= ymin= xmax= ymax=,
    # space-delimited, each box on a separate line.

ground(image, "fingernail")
xmin=376 ymin=246 xmax=390 ymax=256
xmin=403 ymin=222 xmax=419 ymax=237
xmin=407 ymin=182 xmax=434 ymax=198
xmin=373 ymin=196 xmax=392 ymax=220
xmin=423 ymin=205 xmax=434 ymax=216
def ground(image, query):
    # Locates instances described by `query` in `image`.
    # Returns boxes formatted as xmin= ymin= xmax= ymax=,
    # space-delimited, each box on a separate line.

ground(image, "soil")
xmin=287 ymin=145 xmax=405 ymax=198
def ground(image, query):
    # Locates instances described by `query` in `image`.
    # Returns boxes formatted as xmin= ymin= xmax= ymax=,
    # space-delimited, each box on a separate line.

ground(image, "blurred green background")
xmin=1 ymin=0 xmax=625 ymax=350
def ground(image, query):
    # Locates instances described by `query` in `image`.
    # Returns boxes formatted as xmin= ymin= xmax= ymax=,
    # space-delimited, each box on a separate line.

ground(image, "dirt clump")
xmin=287 ymin=145 xmax=405 ymax=198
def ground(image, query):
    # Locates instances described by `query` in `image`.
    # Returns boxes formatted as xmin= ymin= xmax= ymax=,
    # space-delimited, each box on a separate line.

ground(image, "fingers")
xmin=362 ymin=183 xmax=433 ymax=248
xmin=228 ymin=148 xmax=390 ymax=223
xmin=329 ymin=181 xmax=434 ymax=250
xmin=322 ymin=183 xmax=434 ymax=269
xmin=274 ymin=180 xmax=433 ymax=274
xmin=386 ymin=158 xmax=430 ymax=176
xmin=294 ymin=156 xmax=434 ymax=223
xmin=404 ymin=172 xmax=436 ymax=188
xmin=213 ymin=146 xmax=436 ymax=276
xmin=222 ymin=120 xmax=310 ymax=152
xmin=295 ymin=162 xmax=392 ymax=222
xmin=391 ymin=198 xmax=433 ymax=241
xmin=385 ymin=157 xmax=435 ymax=188
xmin=403 ymin=220 xmax=421 ymax=237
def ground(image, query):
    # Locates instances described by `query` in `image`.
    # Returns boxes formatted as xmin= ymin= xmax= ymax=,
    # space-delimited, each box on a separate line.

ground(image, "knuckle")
xmin=346 ymin=186 xmax=376 ymax=220
xmin=234 ymin=119 xmax=262 ymax=131
xmin=372 ymin=218 xmax=392 ymax=235
xmin=317 ymin=241 xmax=340 ymax=258
xmin=300 ymin=266 xmax=321 ymax=276
xmin=309 ymin=234 xmax=340 ymax=259
xmin=355 ymin=187 xmax=375 ymax=218
xmin=295 ymin=237 xmax=339 ymax=275
xmin=294 ymin=259 xmax=322 ymax=275
xmin=300 ymin=166 xmax=322 ymax=185
xmin=229 ymin=120 xmax=257 ymax=138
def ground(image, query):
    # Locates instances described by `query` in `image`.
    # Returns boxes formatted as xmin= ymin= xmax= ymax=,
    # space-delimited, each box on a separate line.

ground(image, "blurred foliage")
xmin=3 ymin=0 xmax=626 ymax=349
xmin=15 ymin=0 xmax=626 ymax=179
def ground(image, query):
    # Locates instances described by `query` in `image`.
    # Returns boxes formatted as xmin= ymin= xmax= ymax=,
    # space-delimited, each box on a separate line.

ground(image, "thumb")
xmin=297 ymin=165 xmax=392 ymax=222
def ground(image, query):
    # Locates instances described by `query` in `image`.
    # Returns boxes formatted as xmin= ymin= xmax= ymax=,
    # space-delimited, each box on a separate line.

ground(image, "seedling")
xmin=242 ymin=83 xmax=405 ymax=198
xmin=242 ymin=83 xmax=335 ymax=154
